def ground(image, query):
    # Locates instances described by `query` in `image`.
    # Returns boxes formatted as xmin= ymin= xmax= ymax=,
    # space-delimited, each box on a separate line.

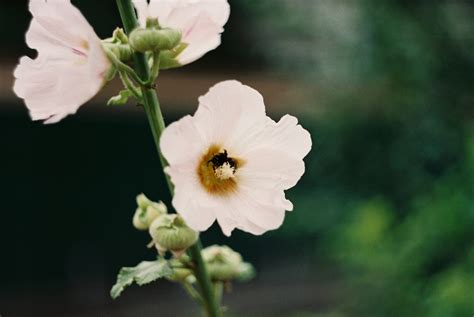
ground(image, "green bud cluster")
xmin=132 ymin=193 xmax=198 ymax=257
xmin=129 ymin=18 xmax=182 ymax=53
xmin=202 ymin=245 xmax=256 ymax=282
xmin=102 ymin=28 xmax=133 ymax=62
xmin=149 ymin=214 xmax=199 ymax=257
xmin=167 ymin=257 xmax=195 ymax=283
xmin=132 ymin=193 xmax=167 ymax=230
xmin=129 ymin=27 xmax=182 ymax=53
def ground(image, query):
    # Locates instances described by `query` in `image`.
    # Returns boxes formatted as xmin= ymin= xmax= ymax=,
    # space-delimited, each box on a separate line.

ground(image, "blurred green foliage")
xmin=242 ymin=1 xmax=474 ymax=316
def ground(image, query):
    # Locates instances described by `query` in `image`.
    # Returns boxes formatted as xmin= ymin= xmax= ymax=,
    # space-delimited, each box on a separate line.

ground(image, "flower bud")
xmin=136 ymin=193 xmax=151 ymax=209
xmin=133 ymin=193 xmax=167 ymax=231
xmin=149 ymin=214 xmax=198 ymax=256
xmin=158 ymin=43 xmax=188 ymax=70
xmin=202 ymin=245 xmax=255 ymax=281
xmin=103 ymin=43 xmax=133 ymax=62
xmin=129 ymin=27 xmax=182 ymax=53
xmin=168 ymin=267 xmax=194 ymax=282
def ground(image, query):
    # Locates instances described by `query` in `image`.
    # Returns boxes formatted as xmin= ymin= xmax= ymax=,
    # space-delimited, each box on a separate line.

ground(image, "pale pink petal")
xmin=14 ymin=55 xmax=104 ymax=123
xmin=160 ymin=115 xmax=208 ymax=165
xmin=28 ymin=0 xmax=95 ymax=53
xmin=175 ymin=14 xmax=222 ymax=65
xmin=231 ymin=187 xmax=288 ymax=235
xmin=184 ymin=0 xmax=230 ymax=26
xmin=245 ymin=115 xmax=313 ymax=159
xmin=13 ymin=0 xmax=110 ymax=123
xmin=165 ymin=163 xmax=217 ymax=232
xmin=194 ymin=80 xmax=267 ymax=149
xmin=133 ymin=0 xmax=230 ymax=65
xmin=132 ymin=0 xmax=150 ymax=27
xmin=237 ymin=115 xmax=312 ymax=190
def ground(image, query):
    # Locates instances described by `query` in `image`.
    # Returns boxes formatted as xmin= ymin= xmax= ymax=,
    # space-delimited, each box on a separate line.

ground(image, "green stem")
xmin=115 ymin=1 xmax=221 ymax=316
xmin=149 ymin=51 xmax=161 ymax=84
xmin=118 ymin=71 xmax=142 ymax=100
xmin=182 ymin=282 xmax=204 ymax=305
xmin=189 ymin=241 xmax=221 ymax=317
xmin=104 ymin=46 xmax=146 ymax=86
xmin=214 ymin=282 xmax=224 ymax=306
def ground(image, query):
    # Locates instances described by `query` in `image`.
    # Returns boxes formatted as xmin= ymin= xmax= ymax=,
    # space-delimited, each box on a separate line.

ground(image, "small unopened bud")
xmin=102 ymin=42 xmax=133 ymax=62
xmin=168 ymin=267 xmax=194 ymax=282
xmin=166 ymin=257 xmax=194 ymax=281
xmin=112 ymin=28 xmax=129 ymax=44
xmin=149 ymin=215 xmax=198 ymax=257
xmin=133 ymin=193 xmax=167 ymax=230
xmin=202 ymin=245 xmax=255 ymax=281
xmin=129 ymin=27 xmax=182 ymax=53
xmin=158 ymin=43 xmax=188 ymax=70
xmin=132 ymin=206 xmax=158 ymax=230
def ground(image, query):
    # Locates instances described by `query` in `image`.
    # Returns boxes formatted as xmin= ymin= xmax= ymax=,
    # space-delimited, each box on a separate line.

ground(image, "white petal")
xmin=13 ymin=0 xmax=110 ymax=123
xmin=28 ymin=0 xmax=95 ymax=53
xmin=132 ymin=0 xmax=150 ymax=27
xmin=175 ymin=14 xmax=222 ymax=65
xmin=259 ymin=115 xmax=313 ymax=159
xmin=194 ymin=80 xmax=268 ymax=150
xmin=133 ymin=0 xmax=176 ymax=27
xmin=14 ymin=55 xmax=104 ymax=123
xmin=232 ymin=186 xmax=289 ymax=235
xmin=138 ymin=0 xmax=230 ymax=27
xmin=133 ymin=0 xmax=230 ymax=65
xmin=211 ymin=186 xmax=290 ymax=236
xmin=185 ymin=0 xmax=231 ymax=26
xmin=160 ymin=115 xmax=208 ymax=165
xmin=166 ymin=164 xmax=217 ymax=232
xmin=237 ymin=115 xmax=312 ymax=190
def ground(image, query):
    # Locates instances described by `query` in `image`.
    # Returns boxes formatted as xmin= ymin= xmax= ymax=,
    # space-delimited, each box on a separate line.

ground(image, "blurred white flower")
xmin=133 ymin=0 xmax=230 ymax=65
xmin=13 ymin=0 xmax=111 ymax=124
xmin=160 ymin=80 xmax=312 ymax=236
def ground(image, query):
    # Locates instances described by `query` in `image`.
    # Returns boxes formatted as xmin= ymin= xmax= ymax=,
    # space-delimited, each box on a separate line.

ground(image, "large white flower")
xmin=13 ymin=0 xmax=111 ymax=124
xmin=160 ymin=80 xmax=312 ymax=236
xmin=133 ymin=0 xmax=230 ymax=65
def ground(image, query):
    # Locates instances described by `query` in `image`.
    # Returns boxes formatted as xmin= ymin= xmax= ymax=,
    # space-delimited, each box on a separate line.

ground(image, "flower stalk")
xmin=115 ymin=1 xmax=221 ymax=316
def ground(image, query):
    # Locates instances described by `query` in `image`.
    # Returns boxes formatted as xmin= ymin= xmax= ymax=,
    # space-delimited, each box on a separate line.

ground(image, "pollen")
xmin=214 ymin=162 xmax=236 ymax=180
xmin=197 ymin=144 xmax=243 ymax=195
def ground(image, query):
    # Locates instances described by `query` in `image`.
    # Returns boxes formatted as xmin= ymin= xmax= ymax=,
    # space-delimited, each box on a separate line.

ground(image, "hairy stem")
xmin=115 ymin=1 xmax=221 ymax=316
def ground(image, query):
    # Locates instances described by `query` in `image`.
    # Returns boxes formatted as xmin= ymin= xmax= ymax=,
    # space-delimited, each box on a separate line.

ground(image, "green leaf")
xmin=110 ymin=258 xmax=172 ymax=299
xmin=107 ymin=89 xmax=134 ymax=106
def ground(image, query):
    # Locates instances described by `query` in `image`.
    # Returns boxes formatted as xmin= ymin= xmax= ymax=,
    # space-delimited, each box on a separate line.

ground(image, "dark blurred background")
xmin=1 ymin=1 xmax=473 ymax=316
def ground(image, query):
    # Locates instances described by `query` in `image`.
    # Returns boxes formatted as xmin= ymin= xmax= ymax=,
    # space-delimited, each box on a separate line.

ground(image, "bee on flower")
xmin=160 ymin=80 xmax=312 ymax=236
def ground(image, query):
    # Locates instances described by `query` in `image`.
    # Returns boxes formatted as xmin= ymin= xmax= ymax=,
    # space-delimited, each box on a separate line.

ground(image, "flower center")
xmin=197 ymin=145 xmax=242 ymax=195
xmin=210 ymin=150 xmax=237 ymax=180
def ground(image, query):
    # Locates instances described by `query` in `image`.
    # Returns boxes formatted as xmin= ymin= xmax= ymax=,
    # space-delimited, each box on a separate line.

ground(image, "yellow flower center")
xmin=197 ymin=145 xmax=243 ymax=196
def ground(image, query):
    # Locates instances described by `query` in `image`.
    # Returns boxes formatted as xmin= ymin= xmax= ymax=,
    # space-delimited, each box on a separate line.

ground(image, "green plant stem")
xmin=189 ymin=241 xmax=221 ymax=317
xmin=183 ymin=282 xmax=204 ymax=305
xmin=149 ymin=51 xmax=161 ymax=84
xmin=118 ymin=71 xmax=142 ymax=100
xmin=103 ymin=46 xmax=147 ymax=86
xmin=115 ymin=1 xmax=221 ymax=316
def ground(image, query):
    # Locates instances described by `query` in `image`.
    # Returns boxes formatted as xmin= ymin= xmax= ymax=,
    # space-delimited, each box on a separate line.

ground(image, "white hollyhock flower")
xmin=13 ymin=0 xmax=111 ymax=124
xmin=160 ymin=81 xmax=312 ymax=236
xmin=133 ymin=0 xmax=230 ymax=65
